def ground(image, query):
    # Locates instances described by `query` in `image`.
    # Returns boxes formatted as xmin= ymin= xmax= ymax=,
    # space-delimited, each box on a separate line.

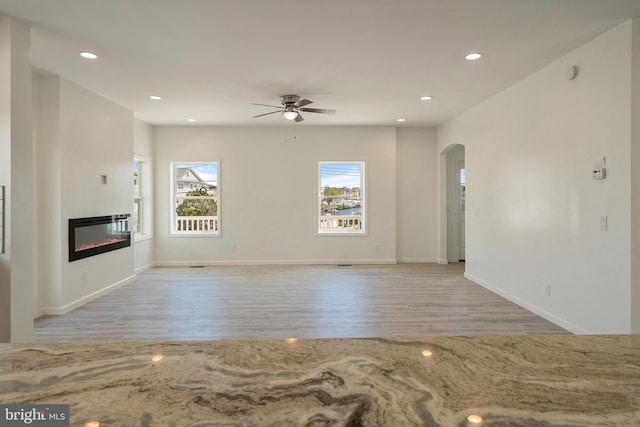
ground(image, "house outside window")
xmin=318 ymin=161 xmax=365 ymax=235
xmin=171 ymin=162 xmax=219 ymax=235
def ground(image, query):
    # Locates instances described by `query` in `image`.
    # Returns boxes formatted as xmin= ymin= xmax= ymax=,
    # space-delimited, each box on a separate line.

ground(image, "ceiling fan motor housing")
xmin=281 ymin=94 xmax=300 ymax=106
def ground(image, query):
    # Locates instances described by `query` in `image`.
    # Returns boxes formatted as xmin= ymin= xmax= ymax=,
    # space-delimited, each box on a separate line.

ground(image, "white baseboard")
xmin=135 ymin=262 xmax=155 ymax=274
xmin=463 ymin=272 xmax=589 ymax=335
xmin=38 ymin=275 xmax=136 ymax=316
xmin=437 ymin=259 xmax=449 ymax=265
xmin=397 ymin=258 xmax=438 ymax=263
xmin=155 ymin=259 xmax=398 ymax=267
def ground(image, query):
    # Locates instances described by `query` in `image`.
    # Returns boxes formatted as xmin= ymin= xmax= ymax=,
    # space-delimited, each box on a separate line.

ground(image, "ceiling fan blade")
xmin=252 ymin=110 xmax=282 ymax=118
xmin=295 ymin=113 xmax=304 ymax=123
xmin=293 ymin=98 xmax=313 ymax=108
xmin=299 ymin=107 xmax=336 ymax=115
xmin=250 ymin=103 xmax=284 ymax=109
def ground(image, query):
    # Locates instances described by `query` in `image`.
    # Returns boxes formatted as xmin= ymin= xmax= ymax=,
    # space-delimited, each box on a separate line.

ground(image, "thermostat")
xmin=593 ymin=157 xmax=606 ymax=180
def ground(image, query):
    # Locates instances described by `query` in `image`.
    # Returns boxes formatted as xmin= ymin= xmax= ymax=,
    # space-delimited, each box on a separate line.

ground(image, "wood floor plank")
xmin=34 ymin=263 xmax=568 ymax=341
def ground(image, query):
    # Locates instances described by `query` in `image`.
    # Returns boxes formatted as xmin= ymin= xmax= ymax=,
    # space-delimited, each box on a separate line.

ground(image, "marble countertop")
xmin=1 ymin=335 xmax=639 ymax=426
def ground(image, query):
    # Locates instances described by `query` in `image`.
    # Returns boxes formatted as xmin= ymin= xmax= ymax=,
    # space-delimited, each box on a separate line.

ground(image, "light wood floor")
xmin=34 ymin=263 xmax=568 ymax=342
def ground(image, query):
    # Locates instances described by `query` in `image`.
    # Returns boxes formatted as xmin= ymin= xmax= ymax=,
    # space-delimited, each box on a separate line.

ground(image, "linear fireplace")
xmin=69 ymin=214 xmax=131 ymax=262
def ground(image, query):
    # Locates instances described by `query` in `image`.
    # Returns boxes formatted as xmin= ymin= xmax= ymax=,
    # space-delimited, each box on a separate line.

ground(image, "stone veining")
xmin=1 ymin=335 xmax=639 ymax=426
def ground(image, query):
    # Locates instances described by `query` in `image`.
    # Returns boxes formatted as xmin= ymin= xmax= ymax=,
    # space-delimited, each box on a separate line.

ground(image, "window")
xmin=318 ymin=161 xmax=365 ymax=234
xmin=133 ymin=161 xmax=141 ymax=235
xmin=133 ymin=157 xmax=152 ymax=239
xmin=171 ymin=162 xmax=219 ymax=235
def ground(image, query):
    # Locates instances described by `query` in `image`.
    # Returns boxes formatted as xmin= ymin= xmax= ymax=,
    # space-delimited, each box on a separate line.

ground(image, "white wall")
xmin=396 ymin=127 xmax=438 ymax=262
xmin=134 ymin=119 xmax=154 ymax=272
xmin=631 ymin=18 xmax=640 ymax=334
xmin=36 ymin=75 xmax=135 ymax=314
xmin=0 ymin=16 xmax=34 ymax=342
xmin=154 ymin=126 xmax=397 ymax=264
xmin=438 ymin=20 xmax=634 ymax=334
xmin=36 ymin=75 xmax=62 ymax=313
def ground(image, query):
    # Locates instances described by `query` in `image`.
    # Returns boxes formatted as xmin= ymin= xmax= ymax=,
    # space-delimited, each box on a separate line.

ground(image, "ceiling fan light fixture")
xmin=283 ymin=109 xmax=298 ymax=120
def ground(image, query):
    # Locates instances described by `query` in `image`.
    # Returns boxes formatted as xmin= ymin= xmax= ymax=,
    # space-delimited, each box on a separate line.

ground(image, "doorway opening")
xmin=444 ymin=144 xmax=465 ymax=263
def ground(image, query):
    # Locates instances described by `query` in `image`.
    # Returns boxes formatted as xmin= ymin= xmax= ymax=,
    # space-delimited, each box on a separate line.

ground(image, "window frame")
xmin=317 ymin=161 xmax=366 ymax=236
xmin=133 ymin=156 xmax=152 ymax=241
xmin=133 ymin=160 xmax=142 ymax=236
xmin=170 ymin=161 xmax=221 ymax=237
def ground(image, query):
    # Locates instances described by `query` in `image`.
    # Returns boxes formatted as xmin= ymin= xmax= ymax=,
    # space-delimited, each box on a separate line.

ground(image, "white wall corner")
xmin=135 ymin=262 xmax=156 ymax=274
xmin=464 ymin=272 xmax=589 ymax=335
xmin=39 ymin=275 xmax=135 ymax=316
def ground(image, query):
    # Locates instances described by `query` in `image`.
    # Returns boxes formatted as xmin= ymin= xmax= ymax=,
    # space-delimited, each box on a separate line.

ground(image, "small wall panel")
xmin=0 ymin=186 xmax=4 ymax=254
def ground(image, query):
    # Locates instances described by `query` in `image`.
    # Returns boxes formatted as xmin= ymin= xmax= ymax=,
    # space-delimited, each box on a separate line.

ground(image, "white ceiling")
xmin=1 ymin=0 xmax=640 ymax=126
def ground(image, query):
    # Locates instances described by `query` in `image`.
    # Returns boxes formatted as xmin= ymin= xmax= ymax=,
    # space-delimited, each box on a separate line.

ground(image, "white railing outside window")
xmin=319 ymin=215 xmax=362 ymax=230
xmin=176 ymin=216 xmax=219 ymax=232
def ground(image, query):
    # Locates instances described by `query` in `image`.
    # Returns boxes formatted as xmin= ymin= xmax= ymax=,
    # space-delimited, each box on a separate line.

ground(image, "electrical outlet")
xmin=231 ymin=244 xmax=236 ymax=253
xmin=545 ymin=283 xmax=551 ymax=297
xmin=600 ymin=216 xmax=608 ymax=231
xmin=375 ymin=243 xmax=380 ymax=251
xmin=82 ymin=271 xmax=88 ymax=284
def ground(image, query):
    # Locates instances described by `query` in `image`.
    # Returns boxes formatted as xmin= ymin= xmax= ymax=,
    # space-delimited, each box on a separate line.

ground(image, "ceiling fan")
xmin=251 ymin=94 xmax=336 ymax=122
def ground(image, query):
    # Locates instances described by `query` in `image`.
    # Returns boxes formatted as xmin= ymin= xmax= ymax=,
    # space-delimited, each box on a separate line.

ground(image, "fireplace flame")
xmin=76 ymin=237 xmax=127 ymax=252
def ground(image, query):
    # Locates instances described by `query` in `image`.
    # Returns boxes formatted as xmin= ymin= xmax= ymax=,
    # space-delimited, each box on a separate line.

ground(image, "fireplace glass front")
xmin=69 ymin=214 xmax=131 ymax=262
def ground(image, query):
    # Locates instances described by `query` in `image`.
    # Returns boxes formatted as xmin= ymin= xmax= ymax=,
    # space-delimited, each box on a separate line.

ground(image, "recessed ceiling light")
xmin=420 ymin=96 xmax=433 ymax=101
xmin=149 ymin=95 xmax=162 ymax=100
xmin=187 ymin=118 xmax=197 ymax=122
xmin=465 ymin=52 xmax=483 ymax=61
xmin=397 ymin=118 xmax=406 ymax=122
xmin=79 ymin=51 xmax=98 ymax=59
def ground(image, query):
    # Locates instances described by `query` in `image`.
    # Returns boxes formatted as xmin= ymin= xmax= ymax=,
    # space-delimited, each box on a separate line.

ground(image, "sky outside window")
xmin=320 ymin=163 xmax=361 ymax=189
